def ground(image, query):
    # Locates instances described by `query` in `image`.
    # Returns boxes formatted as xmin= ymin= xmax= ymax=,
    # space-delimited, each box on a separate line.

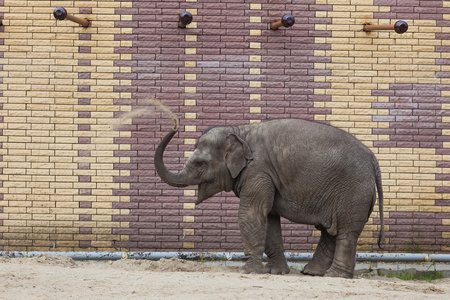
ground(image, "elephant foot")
xmin=266 ymin=260 xmax=290 ymax=275
xmin=240 ymin=260 xmax=270 ymax=274
xmin=324 ymin=264 xmax=354 ymax=279
xmin=302 ymin=261 xmax=329 ymax=277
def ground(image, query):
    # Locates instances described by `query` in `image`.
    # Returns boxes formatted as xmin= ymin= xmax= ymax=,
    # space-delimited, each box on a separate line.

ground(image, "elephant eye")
xmin=195 ymin=161 xmax=205 ymax=168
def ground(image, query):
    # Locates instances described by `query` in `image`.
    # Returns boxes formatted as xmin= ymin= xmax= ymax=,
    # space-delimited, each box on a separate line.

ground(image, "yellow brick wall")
xmin=0 ymin=0 xmax=133 ymax=251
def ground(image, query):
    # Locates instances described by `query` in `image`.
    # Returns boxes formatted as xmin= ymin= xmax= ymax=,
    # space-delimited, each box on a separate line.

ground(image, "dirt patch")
xmin=0 ymin=254 xmax=78 ymax=268
xmin=110 ymin=257 xmax=238 ymax=273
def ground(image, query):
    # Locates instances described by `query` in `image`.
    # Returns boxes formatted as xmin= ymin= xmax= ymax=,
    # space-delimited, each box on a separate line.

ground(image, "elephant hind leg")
xmin=302 ymin=228 xmax=335 ymax=276
xmin=324 ymin=229 xmax=363 ymax=279
xmin=265 ymin=213 xmax=290 ymax=275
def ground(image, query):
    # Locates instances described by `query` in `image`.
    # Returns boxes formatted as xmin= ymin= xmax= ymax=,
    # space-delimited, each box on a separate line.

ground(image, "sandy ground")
xmin=0 ymin=255 xmax=449 ymax=299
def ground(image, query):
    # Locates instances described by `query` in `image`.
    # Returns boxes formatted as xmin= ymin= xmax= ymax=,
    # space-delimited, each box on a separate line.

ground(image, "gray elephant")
xmin=154 ymin=118 xmax=384 ymax=279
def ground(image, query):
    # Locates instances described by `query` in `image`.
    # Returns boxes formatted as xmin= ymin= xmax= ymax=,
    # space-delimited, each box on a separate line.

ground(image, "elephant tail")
xmin=375 ymin=159 xmax=385 ymax=249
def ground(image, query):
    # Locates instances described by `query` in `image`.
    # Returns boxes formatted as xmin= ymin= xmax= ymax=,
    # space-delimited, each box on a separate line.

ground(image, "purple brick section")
xmin=373 ymin=0 xmax=450 ymax=20
xmin=372 ymin=212 xmax=447 ymax=252
xmin=372 ymin=84 xmax=450 ymax=149
xmin=0 ymin=0 xmax=3 ymax=252
xmin=79 ymin=241 xmax=91 ymax=248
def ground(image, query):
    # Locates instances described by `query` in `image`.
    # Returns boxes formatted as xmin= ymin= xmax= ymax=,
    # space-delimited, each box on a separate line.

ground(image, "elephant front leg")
xmin=238 ymin=207 xmax=269 ymax=274
xmin=237 ymin=180 xmax=275 ymax=274
xmin=265 ymin=213 xmax=290 ymax=275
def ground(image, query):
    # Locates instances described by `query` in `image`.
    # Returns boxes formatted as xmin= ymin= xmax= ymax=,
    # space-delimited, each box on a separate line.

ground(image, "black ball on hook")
xmin=394 ymin=21 xmax=408 ymax=34
xmin=53 ymin=7 xmax=68 ymax=20
xmin=281 ymin=14 xmax=295 ymax=28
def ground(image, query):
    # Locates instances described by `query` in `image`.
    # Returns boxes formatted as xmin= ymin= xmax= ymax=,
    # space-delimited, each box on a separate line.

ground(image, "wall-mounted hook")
xmin=53 ymin=7 xmax=90 ymax=28
xmin=271 ymin=14 xmax=295 ymax=30
xmin=363 ymin=20 xmax=408 ymax=34
xmin=179 ymin=12 xmax=193 ymax=28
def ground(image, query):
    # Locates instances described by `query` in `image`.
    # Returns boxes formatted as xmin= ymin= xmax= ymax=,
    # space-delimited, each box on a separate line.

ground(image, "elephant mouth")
xmin=196 ymin=182 xmax=220 ymax=205
xmin=195 ymin=198 xmax=204 ymax=205
xmin=196 ymin=183 xmax=207 ymax=205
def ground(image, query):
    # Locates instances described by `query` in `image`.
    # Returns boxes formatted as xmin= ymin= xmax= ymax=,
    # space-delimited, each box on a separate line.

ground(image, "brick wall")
xmin=0 ymin=0 xmax=449 ymax=253
xmin=0 ymin=0 xmax=135 ymax=251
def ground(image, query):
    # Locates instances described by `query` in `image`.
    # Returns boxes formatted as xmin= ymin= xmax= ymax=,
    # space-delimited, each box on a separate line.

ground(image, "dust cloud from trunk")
xmin=113 ymin=99 xmax=179 ymax=131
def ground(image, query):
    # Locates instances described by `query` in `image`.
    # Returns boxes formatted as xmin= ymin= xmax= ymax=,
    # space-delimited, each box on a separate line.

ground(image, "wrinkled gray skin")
xmin=154 ymin=119 xmax=384 ymax=278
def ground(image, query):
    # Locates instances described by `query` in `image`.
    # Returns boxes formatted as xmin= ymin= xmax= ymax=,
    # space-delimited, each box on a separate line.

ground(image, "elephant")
xmin=154 ymin=117 xmax=384 ymax=279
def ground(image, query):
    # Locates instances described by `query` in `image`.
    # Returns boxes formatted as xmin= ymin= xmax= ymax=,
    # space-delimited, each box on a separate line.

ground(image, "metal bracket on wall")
xmin=179 ymin=11 xmax=193 ymax=28
xmin=53 ymin=7 xmax=90 ymax=28
xmin=270 ymin=14 xmax=295 ymax=30
xmin=363 ymin=21 xmax=408 ymax=34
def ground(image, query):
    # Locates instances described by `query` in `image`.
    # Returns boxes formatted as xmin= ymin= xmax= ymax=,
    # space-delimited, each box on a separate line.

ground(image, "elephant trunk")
xmin=154 ymin=128 xmax=190 ymax=188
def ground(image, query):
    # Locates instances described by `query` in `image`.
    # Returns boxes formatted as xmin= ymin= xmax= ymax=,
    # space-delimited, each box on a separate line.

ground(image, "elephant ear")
xmin=225 ymin=134 xmax=253 ymax=178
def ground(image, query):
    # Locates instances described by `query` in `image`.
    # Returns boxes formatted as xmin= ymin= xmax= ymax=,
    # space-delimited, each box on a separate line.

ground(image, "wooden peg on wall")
xmin=363 ymin=21 xmax=408 ymax=34
xmin=53 ymin=7 xmax=90 ymax=28
xmin=271 ymin=14 xmax=295 ymax=30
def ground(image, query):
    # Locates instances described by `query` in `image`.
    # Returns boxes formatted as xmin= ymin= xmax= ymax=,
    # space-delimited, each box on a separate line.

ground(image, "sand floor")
xmin=0 ymin=255 xmax=449 ymax=299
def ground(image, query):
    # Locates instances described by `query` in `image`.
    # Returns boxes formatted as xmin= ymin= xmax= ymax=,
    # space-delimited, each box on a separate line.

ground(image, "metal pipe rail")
xmin=2 ymin=251 xmax=450 ymax=262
